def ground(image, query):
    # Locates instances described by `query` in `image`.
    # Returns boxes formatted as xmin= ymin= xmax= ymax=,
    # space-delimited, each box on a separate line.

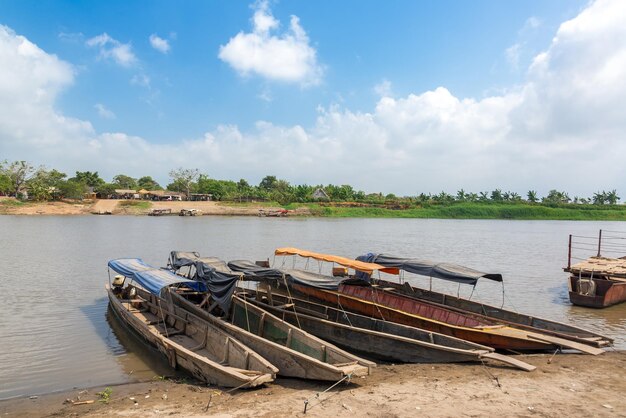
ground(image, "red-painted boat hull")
xmin=289 ymin=283 xmax=553 ymax=352
xmin=569 ymin=276 xmax=626 ymax=308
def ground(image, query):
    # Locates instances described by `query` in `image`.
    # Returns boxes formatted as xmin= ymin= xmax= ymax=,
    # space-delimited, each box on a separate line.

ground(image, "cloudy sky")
xmin=1 ymin=0 xmax=625 ymax=197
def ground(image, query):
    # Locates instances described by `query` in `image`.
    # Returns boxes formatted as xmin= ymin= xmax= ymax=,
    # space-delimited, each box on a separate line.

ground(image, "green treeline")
xmin=1 ymin=160 xmax=625 ymax=220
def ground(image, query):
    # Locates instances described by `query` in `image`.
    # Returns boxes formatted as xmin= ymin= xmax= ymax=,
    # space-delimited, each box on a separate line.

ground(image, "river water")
xmin=0 ymin=216 xmax=624 ymax=400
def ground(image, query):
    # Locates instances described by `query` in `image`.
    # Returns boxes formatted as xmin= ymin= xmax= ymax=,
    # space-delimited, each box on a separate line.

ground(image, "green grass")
xmin=303 ymin=202 xmax=626 ymax=220
xmin=0 ymin=198 xmax=25 ymax=207
xmin=219 ymin=201 xmax=280 ymax=208
xmin=118 ymin=200 xmax=151 ymax=209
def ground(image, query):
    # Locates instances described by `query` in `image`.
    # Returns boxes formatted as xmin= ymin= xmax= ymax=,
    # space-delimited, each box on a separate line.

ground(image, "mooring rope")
xmin=479 ymin=357 xmax=502 ymax=389
xmin=282 ymin=273 xmax=302 ymax=329
xmin=303 ymin=373 xmax=353 ymax=414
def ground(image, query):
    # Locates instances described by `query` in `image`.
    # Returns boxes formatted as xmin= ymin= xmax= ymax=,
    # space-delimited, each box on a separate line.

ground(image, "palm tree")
xmin=527 ymin=190 xmax=538 ymax=203
xmin=593 ymin=191 xmax=606 ymax=205
xmin=490 ymin=189 xmax=503 ymax=202
xmin=606 ymin=189 xmax=620 ymax=205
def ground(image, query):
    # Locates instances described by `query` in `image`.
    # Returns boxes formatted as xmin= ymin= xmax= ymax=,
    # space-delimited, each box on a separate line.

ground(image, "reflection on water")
xmin=0 ymin=216 xmax=625 ymax=399
xmin=105 ymin=307 xmax=186 ymax=381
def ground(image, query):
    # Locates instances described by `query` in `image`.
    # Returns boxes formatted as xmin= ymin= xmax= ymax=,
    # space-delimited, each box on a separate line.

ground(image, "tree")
xmin=137 ymin=176 xmax=162 ymax=190
xmin=112 ymin=174 xmax=138 ymax=190
xmin=72 ymin=171 xmax=104 ymax=188
xmin=543 ymin=190 xmax=570 ymax=204
xmin=606 ymin=189 xmax=620 ymax=205
xmin=0 ymin=172 xmax=10 ymax=194
xmin=293 ymin=184 xmax=313 ymax=202
xmin=490 ymin=189 xmax=503 ymax=202
xmin=259 ymin=175 xmax=278 ymax=191
xmin=26 ymin=168 xmax=68 ymax=201
xmin=168 ymin=168 xmax=199 ymax=198
xmin=1 ymin=160 xmax=35 ymax=196
xmin=96 ymin=183 xmax=117 ymax=198
xmin=58 ymin=180 xmax=88 ymax=199
xmin=527 ymin=190 xmax=538 ymax=203
xmin=456 ymin=189 xmax=467 ymax=201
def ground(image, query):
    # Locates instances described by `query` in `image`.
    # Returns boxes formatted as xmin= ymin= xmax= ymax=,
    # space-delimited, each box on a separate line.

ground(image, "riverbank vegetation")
xmin=1 ymin=160 xmax=624 ymax=220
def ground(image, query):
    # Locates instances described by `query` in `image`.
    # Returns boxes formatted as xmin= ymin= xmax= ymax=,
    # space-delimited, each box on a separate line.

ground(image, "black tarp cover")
xmin=227 ymin=260 xmax=284 ymax=280
xmin=283 ymin=269 xmax=347 ymax=290
xmin=227 ymin=260 xmax=350 ymax=290
xmin=356 ymin=253 xmax=503 ymax=285
xmin=168 ymin=251 xmax=242 ymax=312
xmin=193 ymin=258 xmax=243 ymax=312
xmin=169 ymin=251 xmax=201 ymax=269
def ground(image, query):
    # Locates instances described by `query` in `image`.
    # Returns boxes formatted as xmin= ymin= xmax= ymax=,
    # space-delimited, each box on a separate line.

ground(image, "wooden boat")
xmin=566 ymin=256 xmax=626 ymax=308
xmin=354 ymin=252 xmax=612 ymax=346
xmin=287 ymin=282 xmax=604 ymax=354
xmin=244 ymin=287 xmax=535 ymax=371
xmin=268 ymin=248 xmax=606 ymax=354
xmin=148 ymin=208 xmax=172 ymax=216
xmin=568 ymin=274 xmax=626 ymax=308
xmin=168 ymin=290 xmax=374 ymax=380
xmin=107 ymin=259 xmax=277 ymax=388
xmin=332 ymin=283 xmax=604 ymax=354
xmin=369 ymin=279 xmax=613 ymax=347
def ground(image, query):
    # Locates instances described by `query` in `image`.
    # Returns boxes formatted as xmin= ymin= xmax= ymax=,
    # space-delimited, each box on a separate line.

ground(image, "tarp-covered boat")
xmin=356 ymin=253 xmax=612 ymax=348
xmin=243 ymin=286 xmax=535 ymax=371
xmin=167 ymin=252 xmax=373 ymax=380
xmin=106 ymin=258 xmax=277 ymax=388
xmin=263 ymin=249 xmax=606 ymax=354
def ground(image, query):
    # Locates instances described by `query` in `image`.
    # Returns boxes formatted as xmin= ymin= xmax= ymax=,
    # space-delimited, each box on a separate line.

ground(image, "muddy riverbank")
xmin=2 ymin=351 xmax=625 ymax=417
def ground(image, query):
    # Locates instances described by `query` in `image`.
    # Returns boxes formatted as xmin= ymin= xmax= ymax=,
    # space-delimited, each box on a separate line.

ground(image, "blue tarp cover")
xmin=108 ymin=258 xmax=206 ymax=296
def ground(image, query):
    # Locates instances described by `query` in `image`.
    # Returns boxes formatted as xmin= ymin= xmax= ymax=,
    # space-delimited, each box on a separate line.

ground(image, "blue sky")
xmin=1 ymin=0 xmax=625 ymax=196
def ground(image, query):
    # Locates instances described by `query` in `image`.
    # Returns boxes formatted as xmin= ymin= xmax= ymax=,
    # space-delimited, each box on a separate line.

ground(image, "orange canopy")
xmin=274 ymin=247 xmax=398 ymax=274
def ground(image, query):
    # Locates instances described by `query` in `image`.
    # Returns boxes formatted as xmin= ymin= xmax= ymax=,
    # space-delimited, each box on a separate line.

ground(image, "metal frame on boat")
xmin=265 ymin=248 xmax=609 ymax=354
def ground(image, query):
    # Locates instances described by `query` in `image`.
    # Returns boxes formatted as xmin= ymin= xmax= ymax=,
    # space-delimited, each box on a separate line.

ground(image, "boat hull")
xmin=569 ymin=276 xmax=626 ymax=308
xmin=168 ymin=291 xmax=373 ymax=380
xmin=287 ymin=283 xmax=557 ymax=352
xmin=107 ymin=286 xmax=276 ymax=388
xmin=371 ymin=279 xmax=612 ymax=347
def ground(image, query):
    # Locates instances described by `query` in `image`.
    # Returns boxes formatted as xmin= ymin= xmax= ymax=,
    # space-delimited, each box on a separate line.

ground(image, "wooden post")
xmin=597 ymin=229 xmax=603 ymax=257
xmin=568 ymin=234 xmax=572 ymax=270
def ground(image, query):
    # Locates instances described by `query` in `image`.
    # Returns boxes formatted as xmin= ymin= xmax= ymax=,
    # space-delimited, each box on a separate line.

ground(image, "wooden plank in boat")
xmin=526 ymin=334 xmax=605 ymax=355
xmin=480 ymin=352 xmax=536 ymax=372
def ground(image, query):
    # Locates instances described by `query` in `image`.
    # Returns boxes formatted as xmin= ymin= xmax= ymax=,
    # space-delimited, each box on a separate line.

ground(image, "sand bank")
xmin=0 ymin=198 xmax=306 ymax=216
xmin=2 ymin=351 xmax=624 ymax=417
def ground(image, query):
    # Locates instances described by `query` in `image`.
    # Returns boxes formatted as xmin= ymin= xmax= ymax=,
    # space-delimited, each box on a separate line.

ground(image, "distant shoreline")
xmin=1 ymin=197 xmax=626 ymax=220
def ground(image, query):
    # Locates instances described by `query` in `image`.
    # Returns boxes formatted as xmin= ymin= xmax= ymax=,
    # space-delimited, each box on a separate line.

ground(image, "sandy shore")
xmin=0 ymin=198 xmax=307 ymax=216
xmin=2 ymin=351 xmax=624 ymax=417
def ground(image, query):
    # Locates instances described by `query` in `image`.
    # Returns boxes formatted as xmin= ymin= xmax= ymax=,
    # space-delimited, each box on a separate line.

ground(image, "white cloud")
xmin=218 ymin=0 xmax=323 ymax=85
xmin=523 ymin=16 xmax=541 ymax=31
xmin=94 ymin=103 xmax=115 ymax=119
xmin=130 ymin=73 xmax=151 ymax=88
xmin=374 ymin=79 xmax=392 ymax=97
xmin=1 ymin=0 xmax=626 ymax=196
xmin=149 ymin=34 xmax=170 ymax=54
xmin=86 ymin=33 xmax=137 ymax=67
xmin=506 ymin=43 xmax=522 ymax=70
